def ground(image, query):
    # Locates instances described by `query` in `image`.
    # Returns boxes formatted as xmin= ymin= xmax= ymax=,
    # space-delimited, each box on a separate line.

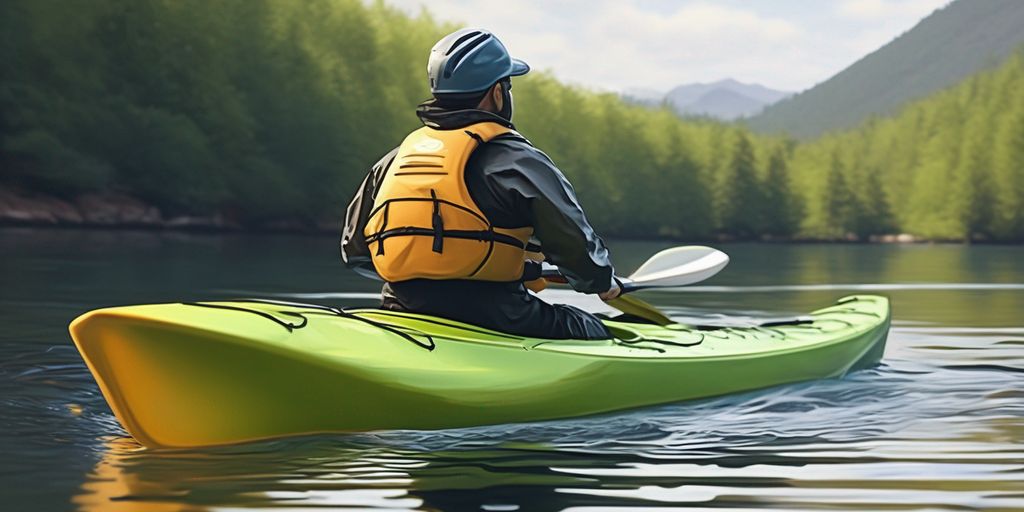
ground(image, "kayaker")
xmin=341 ymin=28 xmax=619 ymax=339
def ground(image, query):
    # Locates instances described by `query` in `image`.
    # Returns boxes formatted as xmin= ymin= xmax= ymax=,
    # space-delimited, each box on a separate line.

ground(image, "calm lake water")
xmin=1 ymin=228 xmax=1022 ymax=511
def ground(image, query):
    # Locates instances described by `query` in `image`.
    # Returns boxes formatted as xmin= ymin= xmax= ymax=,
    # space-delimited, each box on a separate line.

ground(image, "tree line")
xmin=789 ymin=49 xmax=1024 ymax=241
xmin=2 ymin=0 xmax=1022 ymax=241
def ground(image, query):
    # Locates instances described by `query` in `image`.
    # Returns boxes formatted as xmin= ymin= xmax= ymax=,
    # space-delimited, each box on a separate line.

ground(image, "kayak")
xmin=69 ymin=295 xmax=890 ymax=449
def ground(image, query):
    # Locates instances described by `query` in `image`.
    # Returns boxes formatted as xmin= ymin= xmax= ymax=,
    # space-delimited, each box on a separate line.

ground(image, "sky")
xmin=380 ymin=0 xmax=953 ymax=94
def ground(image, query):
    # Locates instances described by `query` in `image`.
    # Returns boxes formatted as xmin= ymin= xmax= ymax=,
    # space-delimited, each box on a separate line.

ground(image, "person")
xmin=341 ymin=28 xmax=620 ymax=340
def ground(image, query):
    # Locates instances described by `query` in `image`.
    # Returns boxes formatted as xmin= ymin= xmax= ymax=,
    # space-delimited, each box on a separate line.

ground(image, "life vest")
xmin=364 ymin=121 xmax=534 ymax=282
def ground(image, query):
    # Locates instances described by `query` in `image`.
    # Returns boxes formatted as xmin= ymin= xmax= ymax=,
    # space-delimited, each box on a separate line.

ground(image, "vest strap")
xmin=366 ymin=227 xmax=526 ymax=249
xmin=464 ymin=129 xmax=485 ymax=146
xmin=430 ymin=189 xmax=444 ymax=253
xmin=469 ymin=226 xmax=496 ymax=277
xmin=367 ymin=197 xmax=489 ymax=227
xmin=376 ymin=202 xmax=390 ymax=256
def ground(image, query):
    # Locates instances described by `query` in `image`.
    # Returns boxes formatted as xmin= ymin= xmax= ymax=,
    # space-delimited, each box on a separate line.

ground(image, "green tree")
xmin=822 ymin=150 xmax=857 ymax=238
xmin=715 ymin=130 xmax=764 ymax=237
xmin=991 ymin=85 xmax=1024 ymax=239
xmin=951 ymin=115 xmax=995 ymax=240
xmin=760 ymin=144 xmax=800 ymax=237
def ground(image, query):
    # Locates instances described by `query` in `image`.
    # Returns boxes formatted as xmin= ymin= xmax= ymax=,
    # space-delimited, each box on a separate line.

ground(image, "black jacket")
xmin=341 ymin=107 xmax=615 ymax=294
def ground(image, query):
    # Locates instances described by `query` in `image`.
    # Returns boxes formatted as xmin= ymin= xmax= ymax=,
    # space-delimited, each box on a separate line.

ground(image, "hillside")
xmin=748 ymin=0 xmax=1024 ymax=138
xmin=791 ymin=48 xmax=1024 ymax=241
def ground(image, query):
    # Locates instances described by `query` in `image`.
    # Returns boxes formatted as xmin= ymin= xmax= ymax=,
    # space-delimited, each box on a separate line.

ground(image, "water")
xmin=1 ymin=228 xmax=1022 ymax=511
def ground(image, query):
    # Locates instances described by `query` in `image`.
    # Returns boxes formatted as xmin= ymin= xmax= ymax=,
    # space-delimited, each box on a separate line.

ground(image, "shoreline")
xmin=0 ymin=187 xmax=339 ymax=235
xmin=1 ymin=187 xmax=1013 ymax=244
xmin=5 ymin=221 xmax=1002 ymax=245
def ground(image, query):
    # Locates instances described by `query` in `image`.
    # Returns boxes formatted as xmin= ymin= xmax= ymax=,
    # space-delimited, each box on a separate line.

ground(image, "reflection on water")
xmin=69 ymin=348 xmax=1024 ymax=511
xmin=1 ymin=228 xmax=1023 ymax=510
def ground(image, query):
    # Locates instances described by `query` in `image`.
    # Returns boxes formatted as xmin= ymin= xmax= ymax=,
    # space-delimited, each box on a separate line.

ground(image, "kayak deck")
xmin=70 ymin=295 xmax=890 ymax=449
xmin=354 ymin=296 xmax=887 ymax=359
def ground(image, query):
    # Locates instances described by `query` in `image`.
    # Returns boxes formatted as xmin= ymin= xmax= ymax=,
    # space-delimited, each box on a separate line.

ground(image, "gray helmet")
xmin=427 ymin=28 xmax=530 ymax=95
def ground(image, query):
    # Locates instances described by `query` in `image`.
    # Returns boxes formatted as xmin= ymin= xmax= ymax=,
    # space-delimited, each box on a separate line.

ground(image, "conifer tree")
xmin=823 ymin=151 xmax=857 ymax=238
xmin=952 ymin=116 xmax=995 ymax=240
xmin=761 ymin=144 xmax=799 ymax=237
xmin=991 ymin=87 xmax=1024 ymax=239
xmin=716 ymin=131 xmax=764 ymax=237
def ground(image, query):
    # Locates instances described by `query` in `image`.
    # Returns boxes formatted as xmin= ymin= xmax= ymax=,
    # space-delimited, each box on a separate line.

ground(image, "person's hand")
xmin=599 ymin=283 xmax=621 ymax=301
xmin=524 ymin=278 xmax=548 ymax=293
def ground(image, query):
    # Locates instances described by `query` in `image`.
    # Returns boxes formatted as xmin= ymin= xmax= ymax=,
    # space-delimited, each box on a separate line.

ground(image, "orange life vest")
xmin=364 ymin=121 xmax=534 ymax=282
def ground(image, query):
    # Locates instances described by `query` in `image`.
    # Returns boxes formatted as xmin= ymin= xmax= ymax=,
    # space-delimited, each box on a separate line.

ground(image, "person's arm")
xmin=340 ymin=148 xmax=399 ymax=279
xmin=476 ymin=139 xmax=616 ymax=294
xmin=528 ymin=164 xmax=618 ymax=295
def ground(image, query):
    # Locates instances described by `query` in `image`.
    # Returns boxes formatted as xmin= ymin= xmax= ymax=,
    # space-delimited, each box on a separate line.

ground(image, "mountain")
xmin=621 ymin=87 xmax=664 ymax=106
xmin=748 ymin=0 xmax=1024 ymax=138
xmin=677 ymin=88 xmax=767 ymax=120
xmin=667 ymin=78 xmax=790 ymax=107
xmin=623 ymin=79 xmax=791 ymax=120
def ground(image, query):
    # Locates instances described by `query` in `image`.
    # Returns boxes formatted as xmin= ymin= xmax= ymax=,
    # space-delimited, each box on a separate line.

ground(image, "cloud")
xmin=573 ymin=3 xmax=808 ymax=90
xmin=605 ymin=3 xmax=800 ymax=41
xmin=835 ymin=0 xmax=951 ymax=65
xmin=838 ymin=0 xmax=950 ymax=20
xmin=376 ymin=0 xmax=945 ymax=92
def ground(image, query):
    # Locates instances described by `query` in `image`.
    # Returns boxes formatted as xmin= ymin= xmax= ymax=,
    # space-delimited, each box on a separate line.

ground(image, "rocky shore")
xmin=0 ymin=187 xmax=934 ymax=242
xmin=0 ymin=188 xmax=338 ymax=233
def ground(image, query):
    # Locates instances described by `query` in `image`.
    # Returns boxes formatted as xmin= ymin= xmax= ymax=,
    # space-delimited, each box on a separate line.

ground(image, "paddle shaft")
xmin=538 ymin=271 xmax=646 ymax=294
xmin=537 ymin=272 xmax=672 ymax=325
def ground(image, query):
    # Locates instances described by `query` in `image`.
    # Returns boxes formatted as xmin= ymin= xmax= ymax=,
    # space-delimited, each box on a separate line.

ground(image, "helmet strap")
xmin=497 ymin=78 xmax=513 ymax=122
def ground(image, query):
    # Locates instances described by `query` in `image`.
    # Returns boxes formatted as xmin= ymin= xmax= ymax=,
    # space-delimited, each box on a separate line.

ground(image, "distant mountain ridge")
xmin=748 ymin=0 xmax=1024 ymax=138
xmin=623 ymin=78 xmax=791 ymax=120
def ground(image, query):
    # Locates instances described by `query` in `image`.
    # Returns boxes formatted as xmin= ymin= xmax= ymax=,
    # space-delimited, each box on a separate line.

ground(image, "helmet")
xmin=427 ymin=28 xmax=530 ymax=95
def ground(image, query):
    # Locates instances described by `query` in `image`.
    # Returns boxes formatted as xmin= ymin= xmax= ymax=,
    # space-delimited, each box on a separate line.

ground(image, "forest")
xmin=2 ymin=0 xmax=1022 ymax=241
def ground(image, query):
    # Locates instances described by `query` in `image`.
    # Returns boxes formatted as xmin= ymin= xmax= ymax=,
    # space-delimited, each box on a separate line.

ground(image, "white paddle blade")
xmin=627 ymin=246 xmax=729 ymax=287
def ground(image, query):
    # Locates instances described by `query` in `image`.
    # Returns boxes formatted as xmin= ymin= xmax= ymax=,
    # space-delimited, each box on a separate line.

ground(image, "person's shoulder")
xmin=480 ymin=132 xmax=553 ymax=164
xmin=371 ymin=146 xmax=401 ymax=173
xmin=495 ymin=129 xmax=532 ymax=145
xmin=376 ymin=146 xmax=401 ymax=165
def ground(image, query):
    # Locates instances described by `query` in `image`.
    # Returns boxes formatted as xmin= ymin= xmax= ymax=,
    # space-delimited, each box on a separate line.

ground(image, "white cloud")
xmin=576 ymin=3 xmax=805 ymax=89
xmin=600 ymin=3 xmax=800 ymax=41
xmin=377 ymin=0 xmax=947 ymax=92
xmin=838 ymin=0 xmax=950 ymax=20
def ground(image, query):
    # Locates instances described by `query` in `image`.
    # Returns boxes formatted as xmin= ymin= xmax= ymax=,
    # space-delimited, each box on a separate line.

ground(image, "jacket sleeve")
xmin=478 ymin=140 xmax=616 ymax=294
xmin=340 ymin=148 xmax=399 ymax=280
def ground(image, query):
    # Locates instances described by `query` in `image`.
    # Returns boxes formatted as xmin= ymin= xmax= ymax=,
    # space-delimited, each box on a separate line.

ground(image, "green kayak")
xmin=69 ymin=295 xmax=890 ymax=449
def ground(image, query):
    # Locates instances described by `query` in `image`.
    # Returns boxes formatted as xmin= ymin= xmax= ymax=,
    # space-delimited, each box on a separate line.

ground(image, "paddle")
xmin=541 ymin=246 xmax=730 ymax=325
xmin=603 ymin=294 xmax=674 ymax=325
